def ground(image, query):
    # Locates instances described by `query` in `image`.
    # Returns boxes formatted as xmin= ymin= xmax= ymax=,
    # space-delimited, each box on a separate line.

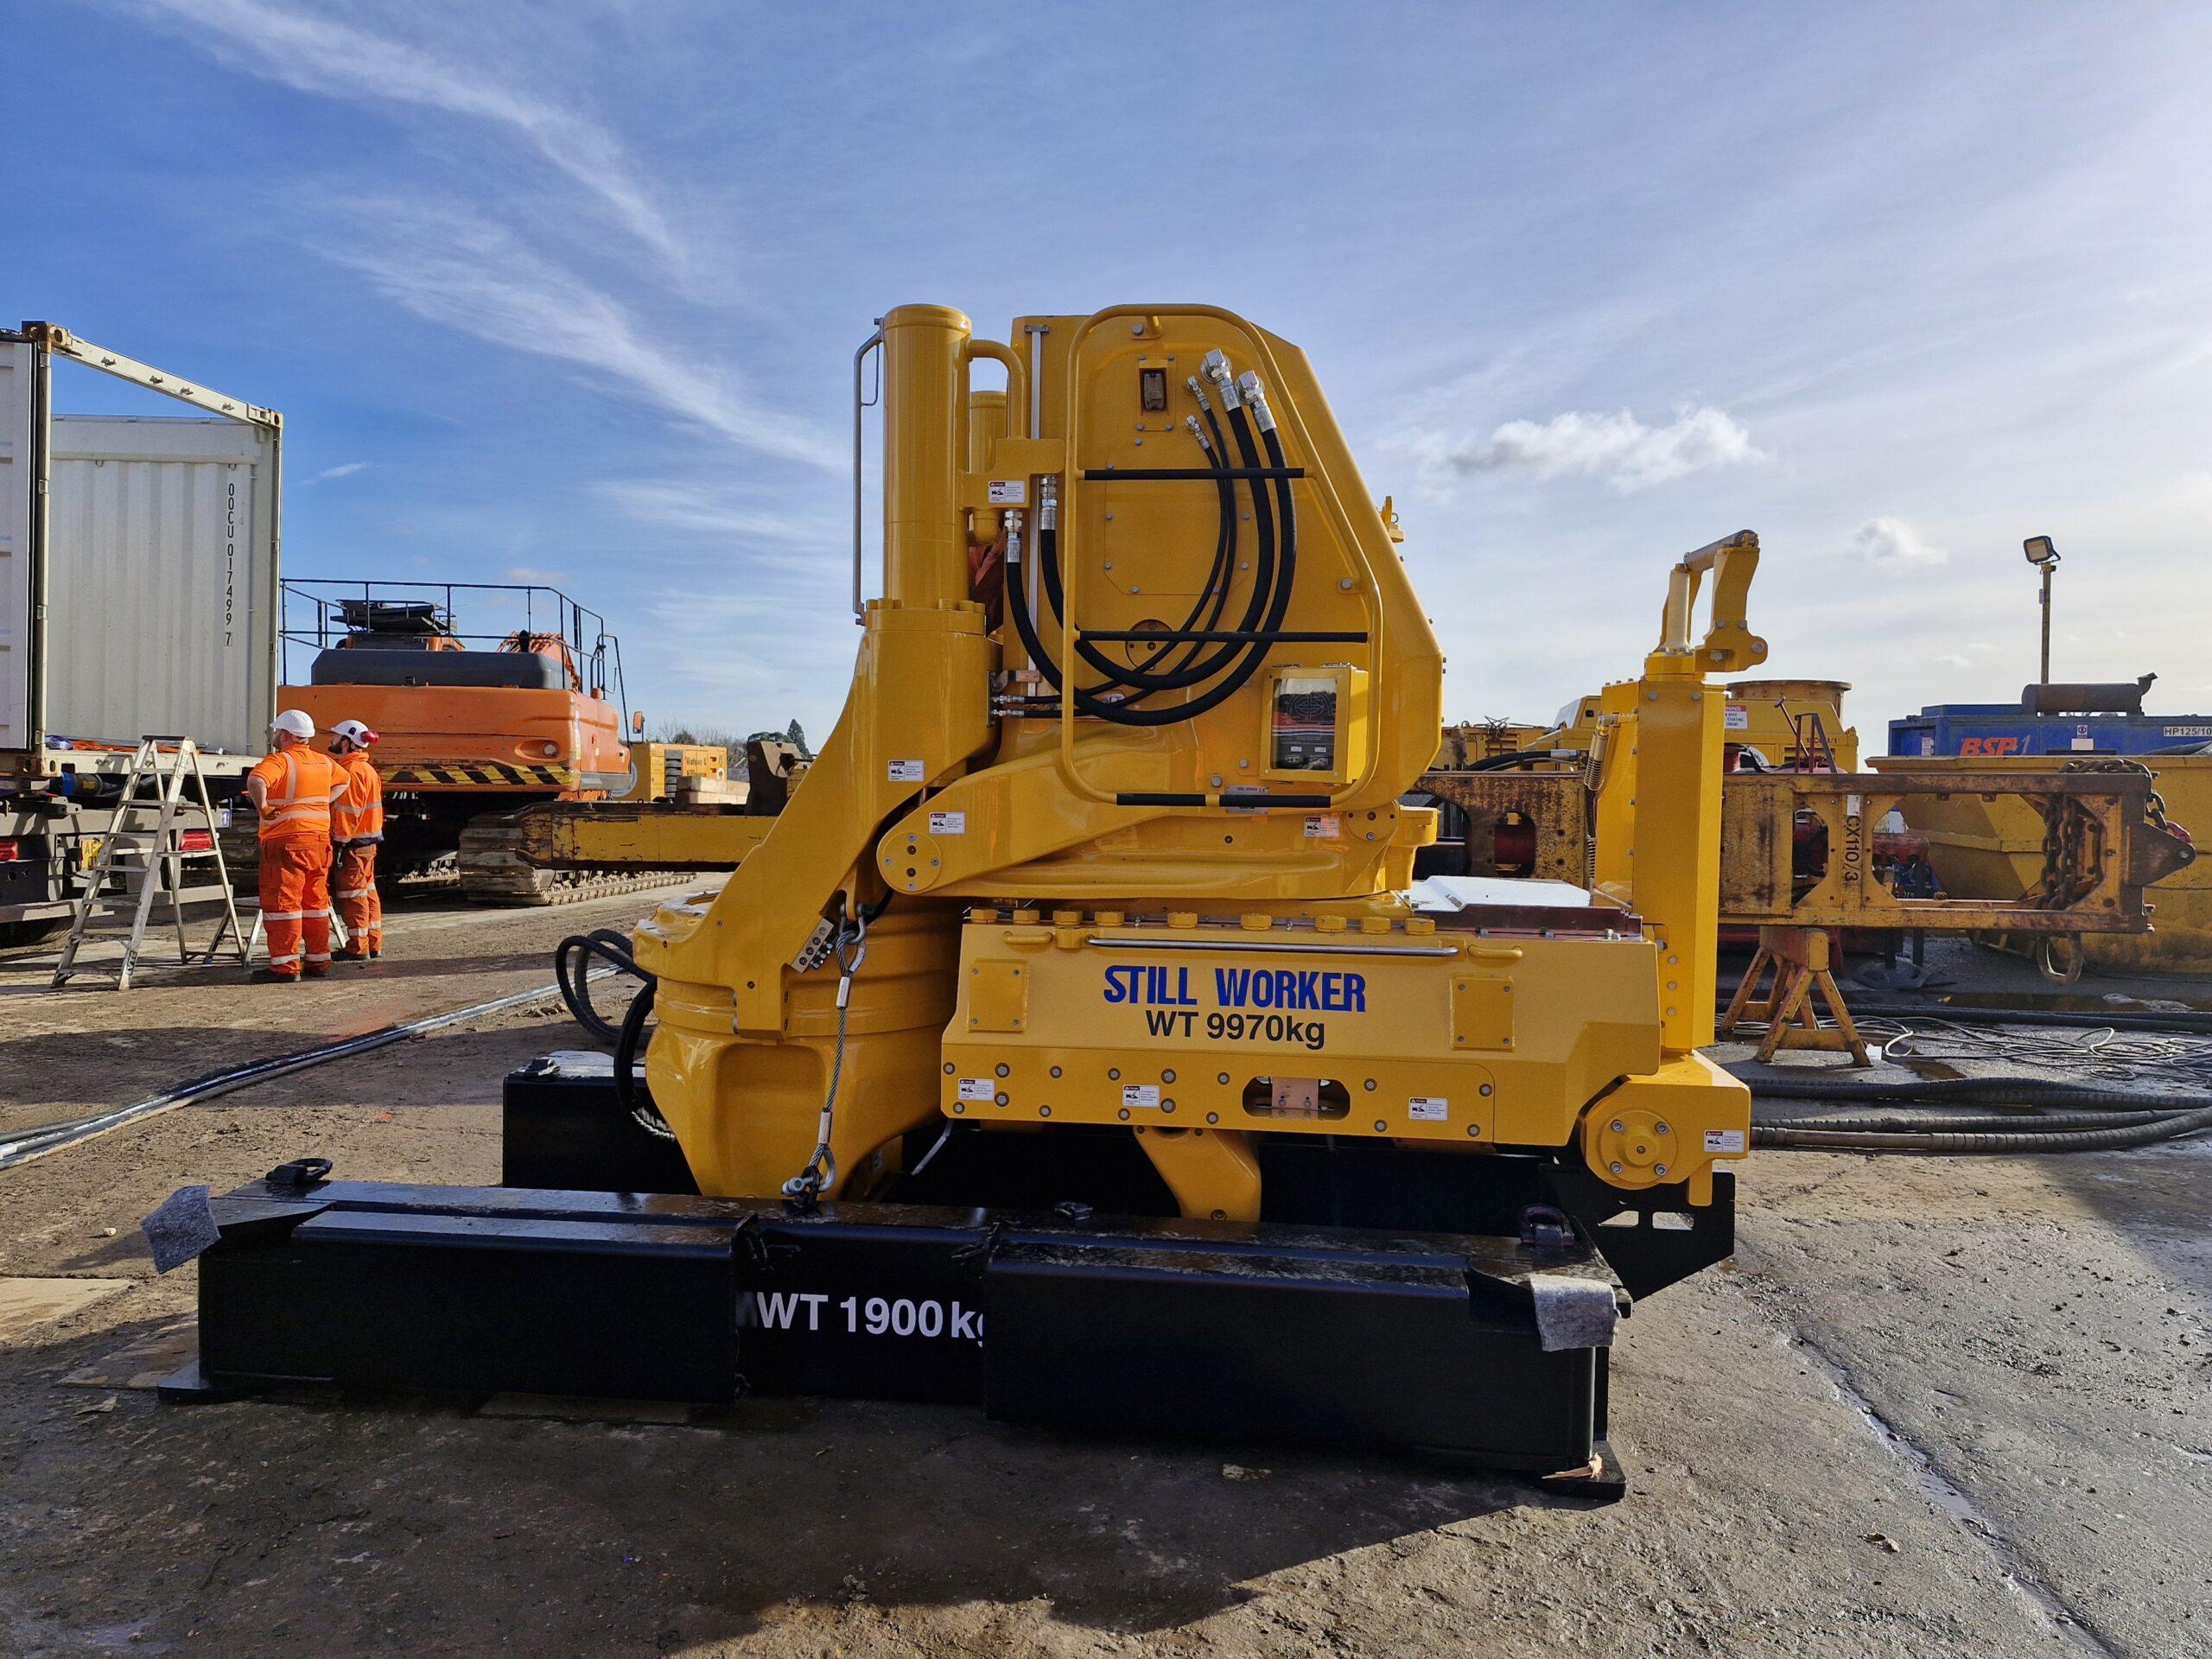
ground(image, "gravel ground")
xmin=0 ymin=916 xmax=2205 ymax=1657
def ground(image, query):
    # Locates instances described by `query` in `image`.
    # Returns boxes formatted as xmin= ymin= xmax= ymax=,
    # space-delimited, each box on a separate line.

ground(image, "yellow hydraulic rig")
xmin=632 ymin=305 xmax=1754 ymax=1217
xmin=168 ymin=304 xmax=1770 ymax=1493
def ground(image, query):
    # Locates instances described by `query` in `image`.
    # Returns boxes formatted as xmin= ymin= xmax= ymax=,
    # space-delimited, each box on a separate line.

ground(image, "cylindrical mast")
xmin=880 ymin=303 xmax=970 ymax=607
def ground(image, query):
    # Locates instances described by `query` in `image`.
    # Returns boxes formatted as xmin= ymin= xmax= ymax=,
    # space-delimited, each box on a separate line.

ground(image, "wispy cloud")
xmin=1844 ymin=515 xmax=1948 ymax=567
xmin=303 ymin=198 xmax=837 ymax=469
xmin=1418 ymin=405 xmax=1765 ymax=492
xmin=600 ymin=481 xmax=832 ymax=550
xmin=501 ymin=564 xmax=567 ymax=585
xmin=309 ymin=460 xmax=369 ymax=482
xmin=124 ymin=0 xmax=685 ymax=269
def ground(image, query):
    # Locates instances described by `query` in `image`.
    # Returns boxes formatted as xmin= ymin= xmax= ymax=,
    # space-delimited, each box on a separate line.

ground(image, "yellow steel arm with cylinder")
xmin=630 ymin=303 xmax=1751 ymax=1216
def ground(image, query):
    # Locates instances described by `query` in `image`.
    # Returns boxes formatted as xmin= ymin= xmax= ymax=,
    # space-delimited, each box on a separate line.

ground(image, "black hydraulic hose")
xmin=1723 ymin=997 xmax=2212 ymax=1037
xmin=1047 ymin=408 xmax=1245 ymax=694
xmin=0 ymin=976 xmax=615 ymax=1172
xmin=1741 ymin=1074 xmax=2209 ymax=1109
xmin=1751 ymin=1107 xmax=2212 ymax=1154
xmin=1033 ymin=415 xmax=1274 ymax=706
xmin=1772 ymin=1108 xmax=2194 ymax=1135
xmin=612 ymin=980 xmax=673 ymax=1141
xmin=556 ymin=928 xmax=648 ymax=1044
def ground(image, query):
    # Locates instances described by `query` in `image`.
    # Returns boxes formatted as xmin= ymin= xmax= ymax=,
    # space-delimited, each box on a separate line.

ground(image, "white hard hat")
xmin=330 ymin=718 xmax=378 ymax=748
xmin=270 ymin=709 xmax=315 ymax=741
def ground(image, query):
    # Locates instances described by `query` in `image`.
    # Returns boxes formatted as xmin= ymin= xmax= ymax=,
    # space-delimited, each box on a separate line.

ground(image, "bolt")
xmin=995 ymin=1063 xmax=1009 ymax=1077
xmin=1467 ymin=1125 xmax=1480 ymax=1137
xmin=1610 ymin=1161 xmax=1624 ymax=1174
xmin=1479 ymin=1084 xmax=1493 ymax=1096
xmin=943 ymin=1062 xmax=955 ymax=1075
xmin=1373 ymin=1119 xmax=1388 ymax=1133
xmin=1363 ymin=1077 xmax=1376 ymax=1091
xmin=1162 ymin=1100 xmax=1176 ymax=1113
xmin=1118 ymin=1107 xmax=1131 ymax=1121
xmin=1207 ymin=1112 xmax=1219 ymax=1124
xmin=1162 ymin=1069 xmax=1177 ymax=1084
xmin=953 ymin=1102 xmax=965 ymax=1114
xmin=1655 ymin=1163 xmax=1669 ymax=1177
xmin=1051 ymin=1065 xmax=1063 ymax=1078
xmin=1039 ymin=1105 xmax=1052 ymax=1117
xmin=1217 ymin=1071 xmax=1230 ymax=1084
xmin=1656 ymin=1122 xmax=1669 ymax=1134
xmin=1108 ymin=1067 xmax=1121 ymax=1080
xmin=995 ymin=1091 xmax=1008 ymax=1106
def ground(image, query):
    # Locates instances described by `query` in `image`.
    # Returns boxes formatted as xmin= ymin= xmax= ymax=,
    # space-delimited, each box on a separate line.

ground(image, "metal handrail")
xmin=1050 ymin=305 xmax=1387 ymax=812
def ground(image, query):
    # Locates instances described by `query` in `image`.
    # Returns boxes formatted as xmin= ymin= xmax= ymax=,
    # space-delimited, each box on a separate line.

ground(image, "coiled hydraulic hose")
xmin=1751 ymin=1107 xmax=2212 ymax=1154
xmin=555 ymin=928 xmax=645 ymax=1043
xmin=1011 ymin=355 xmax=1300 ymax=729
xmin=556 ymin=928 xmax=671 ymax=1141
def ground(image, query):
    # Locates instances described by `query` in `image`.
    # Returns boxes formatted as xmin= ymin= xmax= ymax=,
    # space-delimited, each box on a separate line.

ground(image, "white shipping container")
xmin=46 ymin=416 xmax=277 ymax=757
xmin=0 ymin=330 xmax=279 ymax=766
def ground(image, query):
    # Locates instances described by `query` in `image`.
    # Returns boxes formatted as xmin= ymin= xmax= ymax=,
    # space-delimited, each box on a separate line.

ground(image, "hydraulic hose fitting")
xmin=1003 ymin=508 xmax=1025 ymax=568
xmin=1038 ymin=474 xmax=1059 ymax=531
xmin=1185 ymin=375 xmax=1212 ymax=413
xmin=1236 ymin=370 xmax=1277 ymax=434
xmin=1184 ymin=413 xmax=1211 ymax=451
xmin=1202 ymin=348 xmax=1242 ymax=409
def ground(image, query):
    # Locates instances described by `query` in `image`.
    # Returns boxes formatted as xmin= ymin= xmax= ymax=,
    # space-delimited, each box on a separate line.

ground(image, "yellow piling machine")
xmin=160 ymin=305 xmax=1761 ymax=1492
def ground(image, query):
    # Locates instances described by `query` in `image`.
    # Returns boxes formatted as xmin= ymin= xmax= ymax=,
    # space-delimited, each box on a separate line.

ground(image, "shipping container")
xmin=0 ymin=325 xmax=280 ymax=771
xmin=0 ymin=323 xmax=281 ymax=937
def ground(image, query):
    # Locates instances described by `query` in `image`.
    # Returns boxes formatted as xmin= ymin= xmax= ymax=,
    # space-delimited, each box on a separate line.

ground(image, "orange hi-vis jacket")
xmin=247 ymin=746 xmax=346 ymax=842
xmin=332 ymin=750 xmax=385 ymax=844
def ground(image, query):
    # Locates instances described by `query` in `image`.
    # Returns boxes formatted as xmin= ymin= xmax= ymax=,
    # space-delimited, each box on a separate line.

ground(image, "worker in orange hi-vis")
xmin=327 ymin=718 xmax=385 ymax=960
xmin=245 ymin=709 xmax=347 ymax=982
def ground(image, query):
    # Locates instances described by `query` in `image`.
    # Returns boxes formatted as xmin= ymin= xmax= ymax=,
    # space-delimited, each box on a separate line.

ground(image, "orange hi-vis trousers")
xmin=259 ymin=838 xmax=334 ymax=977
xmin=334 ymin=843 xmax=383 ymax=957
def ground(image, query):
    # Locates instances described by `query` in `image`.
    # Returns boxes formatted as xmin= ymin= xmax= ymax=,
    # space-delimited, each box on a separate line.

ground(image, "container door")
xmin=0 ymin=340 xmax=34 ymax=750
xmin=45 ymin=416 xmax=275 ymax=756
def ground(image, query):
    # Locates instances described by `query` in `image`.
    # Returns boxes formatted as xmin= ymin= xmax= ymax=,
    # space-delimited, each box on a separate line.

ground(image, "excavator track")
xmin=455 ymin=810 xmax=684 ymax=906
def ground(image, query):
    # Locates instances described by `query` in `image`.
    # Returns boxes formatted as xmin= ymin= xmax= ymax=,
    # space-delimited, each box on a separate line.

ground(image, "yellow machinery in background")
xmin=169 ymin=306 xmax=1781 ymax=1493
xmin=621 ymin=742 xmax=730 ymax=803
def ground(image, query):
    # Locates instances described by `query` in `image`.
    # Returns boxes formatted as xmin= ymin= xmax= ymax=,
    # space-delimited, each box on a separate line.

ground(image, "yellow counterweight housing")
xmin=630 ymin=302 xmax=1752 ymax=1213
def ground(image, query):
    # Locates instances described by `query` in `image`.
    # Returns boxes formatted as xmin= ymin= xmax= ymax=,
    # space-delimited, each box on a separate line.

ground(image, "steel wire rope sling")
xmin=781 ymin=902 xmax=871 ymax=1203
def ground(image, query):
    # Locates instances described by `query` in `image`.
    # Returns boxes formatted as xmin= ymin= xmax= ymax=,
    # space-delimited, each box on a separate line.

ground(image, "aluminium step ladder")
xmin=52 ymin=737 xmax=252 ymax=989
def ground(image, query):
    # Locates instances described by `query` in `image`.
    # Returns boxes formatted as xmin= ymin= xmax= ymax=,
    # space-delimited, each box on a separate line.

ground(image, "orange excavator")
xmin=275 ymin=582 xmax=657 ymax=902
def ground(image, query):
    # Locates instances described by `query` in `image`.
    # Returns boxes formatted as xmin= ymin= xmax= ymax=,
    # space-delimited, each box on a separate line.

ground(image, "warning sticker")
xmin=1303 ymin=815 xmax=1340 ymax=838
xmin=888 ymin=760 xmax=925 ymax=783
xmin=988 ymin=479 xmax=1028 ymax=505
xmin=1704 ymin=1128 xmax=1746 ymax=1153
xmin=957 ymin=1077 xmax=995 ymax=1103
xmin=928 ymin=810 xmax=967 ymax=835
xmin=1408 ymin=1096 xmax=1449 ymax=1122
xmin=1723 ymin=704 xmax=1750 ymax=730
xmin=1122 ymin=1084 xmax=1161 ymax=1109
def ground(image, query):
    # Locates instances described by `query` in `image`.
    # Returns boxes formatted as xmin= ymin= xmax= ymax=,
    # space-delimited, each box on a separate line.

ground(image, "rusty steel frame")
xmin=1417 ymin=766 xmax=2187 ymax=936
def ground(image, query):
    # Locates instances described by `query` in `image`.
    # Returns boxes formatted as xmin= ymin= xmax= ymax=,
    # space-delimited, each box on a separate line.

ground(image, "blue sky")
xmin=14 ymin=2 xmax=2210 ymax=747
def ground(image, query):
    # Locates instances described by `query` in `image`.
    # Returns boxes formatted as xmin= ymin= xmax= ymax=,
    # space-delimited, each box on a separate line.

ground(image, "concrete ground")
xmin=0 ymin=912 xmax=2205 ymax=1658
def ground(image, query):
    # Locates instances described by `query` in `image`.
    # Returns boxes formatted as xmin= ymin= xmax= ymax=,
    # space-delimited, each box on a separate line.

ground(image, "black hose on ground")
xmin=1751 ymin=1107 xmax=2212 ymax=1154
xmin=1723 ymin=997 xmax=2212 ymax=1036
xmin=1732 ymin=1065 xmax=2212 ymax=1154
xmin=1742 ymin=1074 xmax=2211 ymax=1110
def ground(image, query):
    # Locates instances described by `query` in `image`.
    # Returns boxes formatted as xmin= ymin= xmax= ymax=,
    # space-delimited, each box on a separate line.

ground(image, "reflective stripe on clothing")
xmin=332 ymin=751 xmax=386 ymax=843
xmin=258 ymin=837 xmax=333 ymax=971
xmin=249 ymin=747 xmax=344 ymax=841
xmin=334 ymin=842 xmax=384 ymax=956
